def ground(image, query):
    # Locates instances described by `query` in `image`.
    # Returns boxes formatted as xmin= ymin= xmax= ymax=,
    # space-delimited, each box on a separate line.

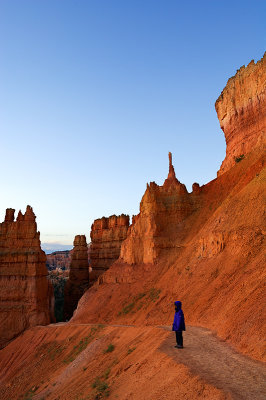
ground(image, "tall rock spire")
xmin=163 ymin=152 xmax=187 ymax=193
xmin=64 ymin=235 xmax=89 ymax=320
xmin=167 ymin=151 xmax=176 ymax=180
xmin=0 ymin=206 xmax=53 ymax=349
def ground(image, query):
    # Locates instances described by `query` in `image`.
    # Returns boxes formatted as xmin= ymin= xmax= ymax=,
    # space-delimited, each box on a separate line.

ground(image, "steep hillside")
xmin=72 ymin=146 xmax=265 ymax=361
xmin=72 ymin=55 xmax=265 ymax=362
xmin=0 ymin=323 xmax=233 ymax=400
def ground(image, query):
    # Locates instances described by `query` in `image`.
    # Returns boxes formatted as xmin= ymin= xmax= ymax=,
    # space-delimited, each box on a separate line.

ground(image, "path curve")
xmin=48 ymin=322 xmax=266 ymax=399
xmin=160 ymin=326 xmax=266 ymax=400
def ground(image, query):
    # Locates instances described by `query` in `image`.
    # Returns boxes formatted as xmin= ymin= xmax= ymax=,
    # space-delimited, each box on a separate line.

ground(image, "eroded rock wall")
xmin=90 ymin=215 xmax=129 ymax=280
xmin=64 ymin=235 xmax=89 ymax=320
xmin=0 ymin=206 xmax=53 ymax=348
xmin=215 ymin=53 xmax=266 ymax=175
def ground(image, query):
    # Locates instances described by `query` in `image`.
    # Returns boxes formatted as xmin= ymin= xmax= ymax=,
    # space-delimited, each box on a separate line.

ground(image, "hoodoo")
xmin=0 ymin=206 xmax=53 ymax=348
xmin=90 ymin=214 xmax=129 ymax=281
xmin=64 ymin=235 xmax=89 ymax=320
xmin=120 ymin=152 xmax=196 ymax=264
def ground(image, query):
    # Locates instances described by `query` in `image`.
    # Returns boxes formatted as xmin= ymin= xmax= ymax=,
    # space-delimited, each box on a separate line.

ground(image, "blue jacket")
xmin=172 ymin=301 xmax=186 ymax=331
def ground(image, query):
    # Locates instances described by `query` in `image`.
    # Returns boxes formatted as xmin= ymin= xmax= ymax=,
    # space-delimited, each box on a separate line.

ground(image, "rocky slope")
xmin=0 ymin=324 xmax=231 ymax=400
xmin=0 ymin=206 xmax=54 ymax=348
xmin=63 ymin=235 xmax=89 ymax=320
xmin=90 ymin=214 xmax=129 ymax=282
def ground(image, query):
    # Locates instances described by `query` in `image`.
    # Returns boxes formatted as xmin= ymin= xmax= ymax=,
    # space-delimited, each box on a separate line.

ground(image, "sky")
xmin=0 ymin=1 xmax=265 ymax=252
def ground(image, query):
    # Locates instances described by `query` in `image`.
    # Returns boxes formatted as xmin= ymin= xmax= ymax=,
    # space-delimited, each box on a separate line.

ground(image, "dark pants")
xmin=175 ymin=331 xmax=183 ymax=347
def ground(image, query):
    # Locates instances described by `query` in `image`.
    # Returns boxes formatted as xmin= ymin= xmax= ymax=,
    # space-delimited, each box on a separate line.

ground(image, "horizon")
xmin=1 ymin=1 xmax=265 ymax=251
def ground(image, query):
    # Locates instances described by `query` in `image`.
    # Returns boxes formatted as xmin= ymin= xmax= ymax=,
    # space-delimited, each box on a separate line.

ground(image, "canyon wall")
xmin=120 ymin=152 xmax=200 ymax=264
xmin=215 ymin=53 xmax=266 ymax=175
xmin=0 ymin=206 xmax=53 ymax=348
xmin=90 ymin=214 xmax=129 ymax=281
xmin=64 ymin=235 xmax=89 ymax=320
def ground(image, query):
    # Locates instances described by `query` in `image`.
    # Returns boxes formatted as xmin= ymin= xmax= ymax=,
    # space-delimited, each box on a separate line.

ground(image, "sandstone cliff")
xmin=215 ymin=52 xmax=266 ymax=175
xmin=90 ymin=214 xmax=129 ymax=281
xmin=64 ymin=235 xmax=89 ymax=320
xmin=0 ymin=206 xmax=53 ymax=348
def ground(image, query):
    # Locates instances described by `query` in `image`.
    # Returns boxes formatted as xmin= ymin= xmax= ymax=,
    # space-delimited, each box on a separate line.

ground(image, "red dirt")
xmin=0 ymin=324 xmax=231 ymax=400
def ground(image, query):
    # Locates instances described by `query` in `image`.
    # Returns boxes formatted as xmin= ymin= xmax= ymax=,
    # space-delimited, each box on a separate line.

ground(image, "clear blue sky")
xmin=0 ymin=1 xmax=265 ymax=251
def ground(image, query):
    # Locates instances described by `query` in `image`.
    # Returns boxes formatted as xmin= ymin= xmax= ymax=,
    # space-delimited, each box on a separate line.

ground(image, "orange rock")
xmin=90 ymin=214 xmax=129 ymax=281
xmin=120 ymin=152 xmax=197 ymax=264
xmin=0 ymin=206 xmax=54 ymax=349
xmin=215 ymin=53 xmax=266 ymax=175
xmin=63 ymin=235 xmax=89 ymax=320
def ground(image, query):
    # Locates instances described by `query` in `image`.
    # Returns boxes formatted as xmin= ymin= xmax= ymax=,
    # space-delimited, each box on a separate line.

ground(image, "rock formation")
xmin=64 ymin=235 xmax=89 ymax=320
xmin=90 ymin=215 xmax=129 ymax=281
xmin=215 ymin=53 xmax=266 ymax=175
xmin=120 ymin=152 xmax=198 ymax=264
xmin=46 ymin=250 xmax=72 ymax=271
xmin=0 ymin=53 xmax=265 ymax=400
xmin=46 ymin=246 xmax=90 ymax=272
xmin=72 ymin=54 xmax=265 ymax=363
xmin=0 ymin=206 xmax=53 ymax=349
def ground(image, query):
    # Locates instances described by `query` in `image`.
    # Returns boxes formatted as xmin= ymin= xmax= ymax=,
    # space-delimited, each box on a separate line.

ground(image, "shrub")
xmin=103 ymin=344 xmax=115 ymax=353
xmin=149 ymin=288 xmax=161 ymax=302
xmin=235 ymin=154 xmax=245 ymax=163
xmin=63 ymin=325 xmax=103 ymax=364
xmin=127 ymin=347 xmax=136 ymax=354
xmin=92 ymin=377 xmax=110 ymax=398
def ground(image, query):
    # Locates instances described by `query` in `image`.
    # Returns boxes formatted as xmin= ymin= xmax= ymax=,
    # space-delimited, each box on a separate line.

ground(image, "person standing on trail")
xmin=172 ymin=301 xmax=186 ymax=348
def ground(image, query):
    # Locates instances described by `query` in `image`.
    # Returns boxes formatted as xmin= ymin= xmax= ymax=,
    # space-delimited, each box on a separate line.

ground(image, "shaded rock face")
xmin=90 ymin=215 xmax=129 ymax=280
xmin=215 ymin=53 xmax=266 ymax=175
xmin=0 ymin=206 xmax=53 ymax=349
xmin=64 ymin=235 xmax=89 ymax=320
xmin=120 ymin=153 xmax=199 ymax=264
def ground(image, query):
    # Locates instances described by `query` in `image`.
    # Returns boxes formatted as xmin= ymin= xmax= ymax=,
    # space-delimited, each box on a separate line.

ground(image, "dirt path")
xmin=160 ymin=326 xmax=266 ymax=400
xmin=47 ymin=322 xmax=266 ymax=399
